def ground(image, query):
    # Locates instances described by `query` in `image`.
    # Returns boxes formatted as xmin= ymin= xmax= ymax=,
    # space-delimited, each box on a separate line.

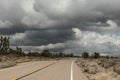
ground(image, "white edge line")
xmin=71 ymin=60 xmax=74 ymax=80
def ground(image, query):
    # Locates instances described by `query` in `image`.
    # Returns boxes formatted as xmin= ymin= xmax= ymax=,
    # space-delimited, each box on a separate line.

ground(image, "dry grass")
xmin=76 ymin=58 xmax=120 ymax=80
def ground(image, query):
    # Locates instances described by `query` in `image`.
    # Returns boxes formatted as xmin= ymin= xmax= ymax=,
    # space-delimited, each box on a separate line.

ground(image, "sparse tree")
xmin=16 ymin=46 xmax=24 ymax=56
xmin=41 ymin=49 xmax=51 ymax=57
xmin=58 ymin=52 xmax=64 ymax=57
xmin=91 ymin=52 xmax=100 ymax=59
xmin=0 ymin=36 xmax=10 ymax=55
xmin=82 ymin=52 xmax=89 ymax=58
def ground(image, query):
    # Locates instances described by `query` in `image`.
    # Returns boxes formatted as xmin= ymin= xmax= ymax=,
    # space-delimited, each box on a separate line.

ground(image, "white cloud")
xmin=17 ymin=27 xmax=120 ymax=56
xmin=0 ymin=20 xmax=12 ymax=28
xmin=36 ymin=43 xmax=65 ymax=50
xmin=88 ymin=20 xmax=120 ymax=33
xmin=106 ymin=20 xmax=118 ymax=28
xmin=21 ymin=0 xmax=35 ymax=13
xmin=64 ymin=28 xmax=120 ymax=56
xmin=1 ymin=0 xmax=120 ymax=56
xmin=0 ymin=0 xmax=20 ymax=10
xmin=18 ymin=43 xmax=66 ymax=52
xmin=11 ymin=33 xmax=26 ymax=40
xmin=20 ymin=0 xmax=120 ymax=33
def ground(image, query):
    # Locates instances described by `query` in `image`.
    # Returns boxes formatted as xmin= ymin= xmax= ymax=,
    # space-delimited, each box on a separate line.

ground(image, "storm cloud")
xmin=0 ymin=0 xmax=120 ymax=55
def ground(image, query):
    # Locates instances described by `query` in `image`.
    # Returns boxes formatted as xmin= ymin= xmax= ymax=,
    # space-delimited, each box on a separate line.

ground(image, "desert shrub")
xmin=41 ymin=49 xmax=52 ymax=57
xmin=91 ymin=52 xmax=100 ymax=59
xmin=82 ymin=52 xmax=89 ymax=58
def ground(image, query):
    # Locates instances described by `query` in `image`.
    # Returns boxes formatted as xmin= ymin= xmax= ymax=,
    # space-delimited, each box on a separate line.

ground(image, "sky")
xmin=0 ymin=0 xmax=120 ymax=56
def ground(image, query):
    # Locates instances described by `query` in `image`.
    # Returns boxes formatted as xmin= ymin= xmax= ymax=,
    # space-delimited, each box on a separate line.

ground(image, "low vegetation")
xmin=76 ymin=58 xmax=120 ymax=80
xmin=77 ymin=51 xmax=120 ymax=80
xmin=82 ymin=51 xmax=118 ymax=59
xmin=0 ymin=36 xmax=74 ymax=68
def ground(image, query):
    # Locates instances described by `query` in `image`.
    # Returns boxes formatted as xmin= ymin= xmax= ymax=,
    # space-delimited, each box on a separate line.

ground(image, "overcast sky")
xmin=0 ymin=0 xmax=120 ymax=56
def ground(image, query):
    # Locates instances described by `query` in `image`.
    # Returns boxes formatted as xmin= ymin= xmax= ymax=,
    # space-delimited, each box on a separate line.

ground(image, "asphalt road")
xmin=0 ymin=59 xmax=88 ymax=80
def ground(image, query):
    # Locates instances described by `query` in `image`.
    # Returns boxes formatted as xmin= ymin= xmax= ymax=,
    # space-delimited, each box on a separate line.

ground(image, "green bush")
xmin=82 ymin=52 xmax=89 ymax=58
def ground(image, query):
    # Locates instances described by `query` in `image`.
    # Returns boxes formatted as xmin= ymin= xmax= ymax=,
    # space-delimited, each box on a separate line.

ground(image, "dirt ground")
xmin=76 ymin=58 xmax=120 ymax=80
xmin=0 ymin=55 xmax=58 ymax=69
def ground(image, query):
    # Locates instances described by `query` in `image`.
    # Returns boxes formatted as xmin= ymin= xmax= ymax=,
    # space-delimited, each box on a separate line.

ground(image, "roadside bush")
xmin=82 ymin=52 xmax=89 ymax=58
xmin=91 ymin=52 xmax=100 ymax=59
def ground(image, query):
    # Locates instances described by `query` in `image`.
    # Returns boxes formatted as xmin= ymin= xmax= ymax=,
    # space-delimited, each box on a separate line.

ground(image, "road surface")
xmin=0 ymin=59 xmax=88 ymax=80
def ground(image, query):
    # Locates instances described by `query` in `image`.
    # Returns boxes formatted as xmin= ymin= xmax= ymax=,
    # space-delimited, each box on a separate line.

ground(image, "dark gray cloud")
xmin=0 ymin=0 xmax=120 ymax=30
xmin=10 ymin=29 xmax=74 ymax=46
xmin=0 ymin=0 xmax=120 ymax=55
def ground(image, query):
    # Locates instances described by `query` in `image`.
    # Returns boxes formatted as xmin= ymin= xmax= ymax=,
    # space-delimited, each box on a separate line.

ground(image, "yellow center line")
xmin=11 ymin=61 xmax=57 ymax=80
xmin=12 ymin=78 xmax=17 ymax=80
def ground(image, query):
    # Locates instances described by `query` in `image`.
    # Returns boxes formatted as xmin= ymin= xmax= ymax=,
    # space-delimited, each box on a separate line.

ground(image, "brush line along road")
xmin=0 ymin=59 xmax=88 ymax=80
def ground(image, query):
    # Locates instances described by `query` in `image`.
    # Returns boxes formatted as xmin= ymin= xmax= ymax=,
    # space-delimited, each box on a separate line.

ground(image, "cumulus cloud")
xmin=36 ymin=43 xmax=65 ymax=50
xmin=0 ymin=20 xmax=12 ymax=28
xmin=10 ymin=29 xmax=74 ymax=46
xmin=0 ymin=0 xmax=120 ymax=55
xmin=13 ymin=27 xmax=120 ymax=56
xmin=32 ymin=0 xmax=120 ymax=29
xmin=64 ymin=28 xmax=120 ymax=56
xmin=11 ymin=33 xmax=26 ymax=40
xmin=16 ymin=43 xmax=65 ymax=52
xmin=0 ymin=0 xmax=120 ymax=30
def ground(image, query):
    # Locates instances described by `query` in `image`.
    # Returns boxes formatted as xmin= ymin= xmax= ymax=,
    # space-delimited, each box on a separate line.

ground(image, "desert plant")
xmin=16 ymin=46 xmax=24 ymax=56
xmin=58 ymin=52 xmax=65 ymax=57
xmin=0 ymin=36 xmax=10 ymax=55
xmin=82 ymin=52 xmax=89 ymax=58
xmin=41 ymin=49 xmax=52 ymax=57
xmin=91 ymin=52 xmax=100 ymax=59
